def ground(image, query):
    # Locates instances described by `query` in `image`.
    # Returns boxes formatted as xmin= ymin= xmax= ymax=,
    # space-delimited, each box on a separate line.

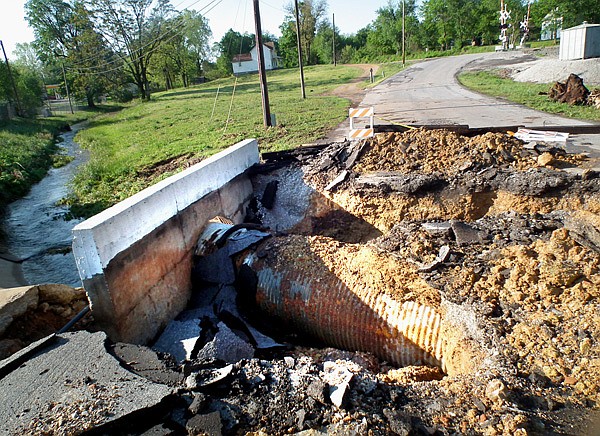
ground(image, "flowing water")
xmin=1 ymin=123 xmax=88 ymax=287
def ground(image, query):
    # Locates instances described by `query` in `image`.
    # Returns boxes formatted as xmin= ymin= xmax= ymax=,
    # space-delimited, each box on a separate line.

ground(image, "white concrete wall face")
xmin=72 ymin=139 xmax=260 ymax=281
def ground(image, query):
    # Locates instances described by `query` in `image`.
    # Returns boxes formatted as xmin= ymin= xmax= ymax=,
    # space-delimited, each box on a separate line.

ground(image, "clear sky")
xmin=0 ymin=0 xmax=392 ymax=60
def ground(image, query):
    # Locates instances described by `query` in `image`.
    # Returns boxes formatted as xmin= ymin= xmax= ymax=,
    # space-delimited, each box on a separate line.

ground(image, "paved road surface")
xmin=363 ymin=52 xmax=593 ymax=128
xmin=360 ymin=52 xmax=599 ymax=154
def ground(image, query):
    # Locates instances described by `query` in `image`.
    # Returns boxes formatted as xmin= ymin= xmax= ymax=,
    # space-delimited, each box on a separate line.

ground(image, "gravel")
xmin=509 ymin=48 xmax=600 ymax=85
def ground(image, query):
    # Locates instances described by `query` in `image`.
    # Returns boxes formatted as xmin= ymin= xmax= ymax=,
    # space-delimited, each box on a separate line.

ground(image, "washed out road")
xmin=361 ymin=52 xmax=598 ymax=151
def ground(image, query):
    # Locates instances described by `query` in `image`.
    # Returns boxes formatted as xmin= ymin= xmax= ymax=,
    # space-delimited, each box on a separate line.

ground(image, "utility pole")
xmin=1 ymin=40 xmax=23 ymax=117
xmin=294 ymin=0 xmax=306 ymax=99
xmin=402 ymin=0 xmax=406 ymax=67
xmin=332 ymin=13 xmax=337 ymax=66
xmin=253 ymin=0 xmax=272 ymax=127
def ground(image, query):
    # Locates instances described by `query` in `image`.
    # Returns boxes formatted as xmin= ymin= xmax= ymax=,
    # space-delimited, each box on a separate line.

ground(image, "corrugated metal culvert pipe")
xmin=239 ymin=234 xmax=450 ymax=372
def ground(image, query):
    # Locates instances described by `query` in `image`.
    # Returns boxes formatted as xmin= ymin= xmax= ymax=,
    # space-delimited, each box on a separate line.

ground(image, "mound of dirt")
xmin=548 ymin=73 xmax=590 ymax=106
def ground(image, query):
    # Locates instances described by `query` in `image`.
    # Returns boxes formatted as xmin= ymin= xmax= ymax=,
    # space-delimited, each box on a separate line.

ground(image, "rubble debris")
xmin=451 ymin=220 xmax=486 ymax=245
xmin=186 ymin=411 xmax=223 ymax=436
xmin=514 ymin=128 xmax=569 ymax=143
xmin=195 ymin=322 xmax=255 ymax=363
xmin=590 ymin=88 xmax=600 ymax=109
xmin=418 ymin=245 xmax=451 ymax=272
xmin=324 ymin=169 xmax=349 ymax=191
xmin=192 ymin=222 xmax=270 ymax=285
xmin=323 ymin=361 xmax=354 ymax=408
xmin=186 ymin=364 xmax=234 ymax=390
xmin=0 ymin=331 xmax=173 ymax=435
xmin=548 ymin=73 xmax=590 ymax=105
xmin=152 ymin=319 xmax=202 ymax=362
xmin=422 ymin=221 xmax=453 ymax=236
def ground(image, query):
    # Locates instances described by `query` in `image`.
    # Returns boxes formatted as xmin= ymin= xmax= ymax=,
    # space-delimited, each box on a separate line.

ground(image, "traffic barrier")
xmin=349 ymin=107 xmax=375 ymax=139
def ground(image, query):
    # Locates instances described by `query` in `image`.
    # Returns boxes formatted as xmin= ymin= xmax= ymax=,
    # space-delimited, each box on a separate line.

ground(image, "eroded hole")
xmin=191 ymin=128 xmax=600 ymax=388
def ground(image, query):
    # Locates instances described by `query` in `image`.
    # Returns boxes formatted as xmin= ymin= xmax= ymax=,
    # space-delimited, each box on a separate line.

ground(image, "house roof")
xmin=232 ymin=53 xmax=253 ymax=62
xmin=232 ymin=42 xmax=277 ymax=63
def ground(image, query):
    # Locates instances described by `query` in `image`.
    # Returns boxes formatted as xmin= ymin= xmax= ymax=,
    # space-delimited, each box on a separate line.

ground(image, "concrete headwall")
xmin=72 ymin=139 xmax=259 ymax=344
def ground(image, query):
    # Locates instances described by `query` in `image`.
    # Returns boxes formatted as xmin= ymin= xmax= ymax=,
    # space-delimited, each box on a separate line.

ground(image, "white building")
xmin=232 ymin=42 xmax=280 ymax=75
xmin=541 ymin=9 xmax=563 ymax=41
xmin=559 ymin=23 xmax=600 ymax=60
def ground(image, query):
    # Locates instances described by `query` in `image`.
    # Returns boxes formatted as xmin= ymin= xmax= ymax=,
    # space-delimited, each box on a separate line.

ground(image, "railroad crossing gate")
xmin=349 ymin=107 xmax=374 ymax=139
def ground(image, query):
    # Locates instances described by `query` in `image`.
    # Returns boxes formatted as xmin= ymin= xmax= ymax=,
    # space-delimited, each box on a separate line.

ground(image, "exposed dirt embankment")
xmin=291 ymin=128 xmax=600 ymax=433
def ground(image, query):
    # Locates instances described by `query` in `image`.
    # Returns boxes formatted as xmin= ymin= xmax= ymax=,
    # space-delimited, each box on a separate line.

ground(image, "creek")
xmin=1 ymin=123 xmax=88 ymax=287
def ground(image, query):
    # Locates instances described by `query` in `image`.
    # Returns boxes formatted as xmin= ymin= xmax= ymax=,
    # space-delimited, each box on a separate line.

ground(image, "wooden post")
xmin=332 ymin=13 xmax=337 ymax=66
xmin=294 ymin=0 xmax=306 ymax=99
xmin=402 ymin=0 xmax=406 ymax=67
xmin=61 ymin=61 xmax=74 ymax=114
xmin=1 ymin=40 xmax=23 ymax=116
xmin=253 ymin=0 xmax=272 ymax=127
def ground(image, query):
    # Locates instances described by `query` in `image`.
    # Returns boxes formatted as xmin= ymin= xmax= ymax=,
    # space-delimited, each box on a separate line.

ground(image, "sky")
xmin=0 ymin=0 xmax=391 ymax=60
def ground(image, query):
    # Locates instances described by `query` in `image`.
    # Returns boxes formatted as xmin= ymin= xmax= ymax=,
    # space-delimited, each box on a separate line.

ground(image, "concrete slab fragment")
xmin=450 ymin=220 xmax=485 ymax=246
xmin=152 ymin=319 xmax=202 ymax=362
xmin=112 ymin=343 xmax=183 ymax=387
xmin=186 ymin=411 xmax=223 ymax=436
xmin=0 ymin=331 xmax=172 ymax=435
xmin=197 ymin=322 xmax=254 ymax=363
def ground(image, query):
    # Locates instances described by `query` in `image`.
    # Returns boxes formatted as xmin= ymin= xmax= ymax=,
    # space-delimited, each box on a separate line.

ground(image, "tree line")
xmin=1 ymin=0 xmax=599 ymax=115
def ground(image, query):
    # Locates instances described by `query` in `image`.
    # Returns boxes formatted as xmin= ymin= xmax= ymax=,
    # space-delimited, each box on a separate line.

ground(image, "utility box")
xmin=559 ymin=23 xmax=600 ymax=60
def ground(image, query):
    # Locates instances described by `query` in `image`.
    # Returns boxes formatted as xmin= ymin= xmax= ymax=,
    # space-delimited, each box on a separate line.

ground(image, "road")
xmin=360 ymin=52 xmax=599 ymax=153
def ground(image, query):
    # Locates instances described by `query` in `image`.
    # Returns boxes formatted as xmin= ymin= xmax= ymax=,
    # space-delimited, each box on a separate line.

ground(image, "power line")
xmin=64 ymin=0 xmax=216 ymax=72
xmin=259 ymin=0 xmax=286 ymax=14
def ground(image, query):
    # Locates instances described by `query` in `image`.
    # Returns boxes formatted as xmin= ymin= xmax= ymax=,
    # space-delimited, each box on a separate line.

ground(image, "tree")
xmin=530 ymin=0 xmax=600 ymax=36
xmin=0 ymin=61 xmax=44 ymax=116
xmin=25 ymin=0 xmax=79 ymax=63
xmin=13 ymin=43 xmax=42 ymax=71
xmin=215 ymin=29 xmax=254 ymax=76
xmin=68 ymin=2 xmax=120 ymax=107
xmin=284 ymin=0 xmax=328 ymax=65
xmin=181 ymin=10 xmax=212 ymax=79
xmin=366 ymin=1 xmax=419 ymax=56
xmin=311 ymin=20 xmax=334 ymax=64
xmin=25 ymin=0 xmax=116 ymax=107
xmin=421 ymin=0 xmax=482 ymax=50
xmin=278 ymin=20 xmax=299 ymax=67
xmin=88 ymin=0 xmax=176 ymax=100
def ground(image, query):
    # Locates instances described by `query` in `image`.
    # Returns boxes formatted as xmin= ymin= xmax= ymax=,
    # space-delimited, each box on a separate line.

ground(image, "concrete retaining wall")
xmin=72 ymin=139 xmax=259 ymax=344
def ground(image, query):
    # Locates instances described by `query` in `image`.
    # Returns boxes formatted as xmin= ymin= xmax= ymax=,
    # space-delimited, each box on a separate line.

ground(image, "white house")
xmin=232 ymin=42 xmax=280 ymax=75
xmin=541 ymin=9 xmax=563 ymax=41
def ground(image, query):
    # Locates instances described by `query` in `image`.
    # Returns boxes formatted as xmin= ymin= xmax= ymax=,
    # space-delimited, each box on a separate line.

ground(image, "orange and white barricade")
xmin=349 ymin=107 xmax=374 ymax=139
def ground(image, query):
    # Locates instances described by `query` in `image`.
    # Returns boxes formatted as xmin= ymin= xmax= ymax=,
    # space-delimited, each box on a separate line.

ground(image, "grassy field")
xmin=0 ymin=111 xmax=106 ymax=211
xmin=458 ymin=70 xmax=600 ymax=121
xmin=67 ymin=64 xmax=367 ymax=217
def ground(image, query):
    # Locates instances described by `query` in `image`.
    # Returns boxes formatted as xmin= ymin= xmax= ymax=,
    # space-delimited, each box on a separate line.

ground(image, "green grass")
xmin=66 ymin=65 xmax=364 ymax=216
xmin=458 ymin=70 xmax=600 ymax=121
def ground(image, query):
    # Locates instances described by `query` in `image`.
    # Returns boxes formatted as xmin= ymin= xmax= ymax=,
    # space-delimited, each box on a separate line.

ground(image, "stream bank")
xmin=0 ymin=123 xmax=88 ymax=288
